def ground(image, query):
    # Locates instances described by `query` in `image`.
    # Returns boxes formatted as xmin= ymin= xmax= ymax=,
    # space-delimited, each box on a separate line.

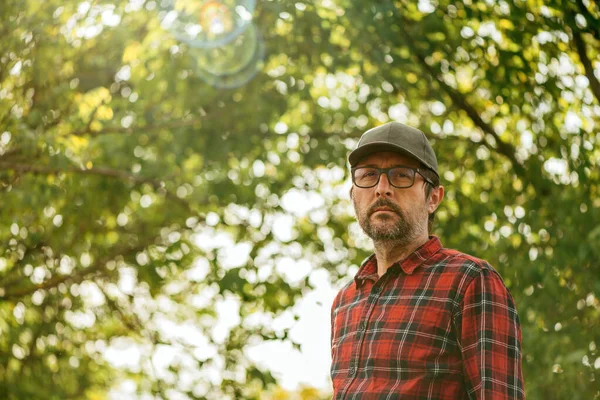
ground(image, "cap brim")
xmin=349 ymin=142 xmax=434 ymax=171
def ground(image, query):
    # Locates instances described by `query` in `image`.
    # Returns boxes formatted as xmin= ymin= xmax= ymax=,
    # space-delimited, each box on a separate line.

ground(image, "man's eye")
xmin=363 ymin=171 xmax=377 ymax=177
xmin=392 ymin=170 xmax=410 ymax=178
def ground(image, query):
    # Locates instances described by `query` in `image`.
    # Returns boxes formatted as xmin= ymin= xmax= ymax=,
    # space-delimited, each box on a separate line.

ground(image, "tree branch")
xmin=0 ymin=161 xmax=153 ymax=183
xmin=0 ymin=147 xmax=22 ymax=160
xmin=396 ymin=20 xmax=527 ymax=179
xmin=0 ymin=161 xmax=198 ymax=216
xmin=82 ymin=98 xmax=107 ymax=134
xmin=0 ymin=238 xmax=154 ymax=300
xmin=96 ymin=283 xmax=145 ymax=336
xmin=575 ymin=0 xmax=600 ymax=41
xmin=72 ymin=110 xmax=236 ymax=138
xmin=0 ymin=241 xmax=49 ymax=290
xmin=96 ymin=281 xmax=167 ymax=396
xmin=71 ymin=100 xmax=236 ymax=138
xmin=572 ymin=29 xmax=600 ymax=104
xmin=72 ymin=117 xmax=203 ymax=137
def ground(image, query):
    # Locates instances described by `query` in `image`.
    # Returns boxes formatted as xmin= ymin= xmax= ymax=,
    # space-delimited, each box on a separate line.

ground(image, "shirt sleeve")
xmin=330 ymin=291 xmax=340 ymax=359
xmin=453 ymin=267 xmax=525 ymax=399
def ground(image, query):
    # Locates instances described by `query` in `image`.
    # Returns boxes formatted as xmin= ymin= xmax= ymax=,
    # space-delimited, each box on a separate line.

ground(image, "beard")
xmin=353 ymin=197 xmax=426 ymax=244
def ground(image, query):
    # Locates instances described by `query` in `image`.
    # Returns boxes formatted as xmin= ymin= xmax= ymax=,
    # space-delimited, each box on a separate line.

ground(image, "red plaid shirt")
xmin=330 ymin=236 xmax=524 ymax=399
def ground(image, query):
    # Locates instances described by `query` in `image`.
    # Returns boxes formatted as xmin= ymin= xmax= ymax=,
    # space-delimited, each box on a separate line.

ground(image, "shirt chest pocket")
xmin=365 ymin=299 xmax=457 ymax=365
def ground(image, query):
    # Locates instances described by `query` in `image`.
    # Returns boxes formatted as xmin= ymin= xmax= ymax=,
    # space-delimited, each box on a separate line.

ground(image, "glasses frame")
xmin=351 ymin=165 xmax=435 ymax=189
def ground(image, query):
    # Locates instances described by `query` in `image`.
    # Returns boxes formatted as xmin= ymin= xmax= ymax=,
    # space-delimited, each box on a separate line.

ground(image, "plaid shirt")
xmin=330 ymin=236 xmax=525 ymax=399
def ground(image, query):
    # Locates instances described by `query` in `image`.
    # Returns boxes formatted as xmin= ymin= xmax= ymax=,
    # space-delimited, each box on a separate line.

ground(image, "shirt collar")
xmin=354 ymin=236 xmax=443 ymax=287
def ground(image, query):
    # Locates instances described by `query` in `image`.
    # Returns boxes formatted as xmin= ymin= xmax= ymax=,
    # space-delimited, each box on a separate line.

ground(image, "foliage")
xmin=1 ymin=0 xmax=599 ymax=398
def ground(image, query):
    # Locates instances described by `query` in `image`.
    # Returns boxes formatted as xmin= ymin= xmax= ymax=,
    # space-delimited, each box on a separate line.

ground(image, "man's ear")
xmin=427 ymin=185 xmax=444 ymax=214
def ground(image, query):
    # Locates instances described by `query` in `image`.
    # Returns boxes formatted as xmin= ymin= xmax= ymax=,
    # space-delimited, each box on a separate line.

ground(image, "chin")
xmin=369 ymin=224 xmax=402 ymax=237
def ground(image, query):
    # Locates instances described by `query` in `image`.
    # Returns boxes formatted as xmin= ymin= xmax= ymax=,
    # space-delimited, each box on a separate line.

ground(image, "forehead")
xmin=355 ymin=151 xmax=420 ymax=167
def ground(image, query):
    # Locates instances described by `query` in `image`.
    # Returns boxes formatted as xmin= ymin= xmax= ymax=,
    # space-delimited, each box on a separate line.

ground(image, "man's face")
xmin=351 ymin=151 xmax=434 ymax=243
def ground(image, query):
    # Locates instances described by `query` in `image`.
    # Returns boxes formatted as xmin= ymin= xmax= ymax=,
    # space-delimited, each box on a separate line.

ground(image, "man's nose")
xmin=376 ymin=172 xmax=392 ymax=197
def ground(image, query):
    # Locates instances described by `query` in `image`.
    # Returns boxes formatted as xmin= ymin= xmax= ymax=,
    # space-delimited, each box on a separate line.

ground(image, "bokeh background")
xmin=1 ymin=0 xmax=599 ymax=398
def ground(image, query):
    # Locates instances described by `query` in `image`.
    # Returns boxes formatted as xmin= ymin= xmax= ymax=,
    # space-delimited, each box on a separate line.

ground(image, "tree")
xmin=0 ymin=0 xmax=599 ymax=398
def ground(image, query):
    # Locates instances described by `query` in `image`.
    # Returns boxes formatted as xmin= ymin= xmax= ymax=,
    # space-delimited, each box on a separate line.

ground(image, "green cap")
xmin=348 ymin=122 xmax=439 ymax=176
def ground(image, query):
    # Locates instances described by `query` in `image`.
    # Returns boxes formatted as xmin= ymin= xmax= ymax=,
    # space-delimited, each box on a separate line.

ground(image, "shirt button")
xmin=348 ymin=365 xmax=357 ymax=376
xmin=372 ymin=285 xmax=381 ymax=294
xmin=358 ymin=322 xmax=367 ymax=332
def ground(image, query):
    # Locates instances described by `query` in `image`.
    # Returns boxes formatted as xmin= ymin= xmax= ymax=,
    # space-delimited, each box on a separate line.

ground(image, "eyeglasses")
xmin=351 ymin=166 xmax=434 ymax=189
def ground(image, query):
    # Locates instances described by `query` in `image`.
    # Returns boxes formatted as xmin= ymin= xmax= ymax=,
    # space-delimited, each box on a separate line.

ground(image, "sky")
xmin=103 ymin=280 xmax=344 ymax=397
xmin=100 ymin=176 xmax=365 ymax=398
xmin=101 ymin=244 xmax=354 ymax=398
xmin=245 ymin=269 xmax=346 ymax=391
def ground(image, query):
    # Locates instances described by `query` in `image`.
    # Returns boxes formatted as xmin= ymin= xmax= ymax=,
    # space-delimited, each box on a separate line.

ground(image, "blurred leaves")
xmin=0 ymin=0 xmax=599 ymax=399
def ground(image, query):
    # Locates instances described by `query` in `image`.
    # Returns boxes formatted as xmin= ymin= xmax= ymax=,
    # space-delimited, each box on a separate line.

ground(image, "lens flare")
xmin=192 ymin=21 xmax=258 ymax=76
xmin=198 ymin=1 xmax=232 ymax=36
xmin=161 ymin=0 xmax=256 ymax=48
xmin=190 ymin=24 xmax=265 ymax=89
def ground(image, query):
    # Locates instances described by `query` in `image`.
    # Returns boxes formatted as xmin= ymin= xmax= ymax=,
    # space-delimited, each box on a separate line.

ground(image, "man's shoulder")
xmin=331 ymin=277 xmax=357 ymax=309
xmin=433 ymin=246 xmax=499 ymax=277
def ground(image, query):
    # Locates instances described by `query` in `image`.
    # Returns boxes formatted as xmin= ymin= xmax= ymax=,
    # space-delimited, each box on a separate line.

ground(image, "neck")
xmin=373 ymin=233 xmax=429 ymax=277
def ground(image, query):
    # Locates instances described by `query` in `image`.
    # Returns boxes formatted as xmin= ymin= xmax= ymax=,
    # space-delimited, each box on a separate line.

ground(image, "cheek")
xmin=397 ymin=191 xmax=418 ymax=205
xmin=351 ymin=193 xmax=364 ymax=215
xmin=356 ymin=198 xmax=370 ymax=215
xmin=353 ymin=190 xmax=371 ymax=206
xmin=354 ymin=195 xmax=376 ymax=218
xmin=401 ymin=193 xmax=428 ymax=213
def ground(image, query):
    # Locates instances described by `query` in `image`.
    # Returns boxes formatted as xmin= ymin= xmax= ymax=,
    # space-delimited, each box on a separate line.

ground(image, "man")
xmin=330 ymin=122 xmax=525 ymax=399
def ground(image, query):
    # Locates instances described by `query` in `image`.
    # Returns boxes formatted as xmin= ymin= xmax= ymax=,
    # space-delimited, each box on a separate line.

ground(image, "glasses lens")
xmin=389 ymin=167 xmax=415 ymax=187
xmin=354 ymin=167 xmax=379 ymax=187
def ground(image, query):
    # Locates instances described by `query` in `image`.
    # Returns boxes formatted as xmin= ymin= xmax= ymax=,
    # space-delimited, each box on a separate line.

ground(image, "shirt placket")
xmin=339 ymin=275 xmax=387 ymax=400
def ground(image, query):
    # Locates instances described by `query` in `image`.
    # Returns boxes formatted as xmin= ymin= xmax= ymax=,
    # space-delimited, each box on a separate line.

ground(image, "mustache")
xmin=367 ymin=199 xmax=403 ymax=217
